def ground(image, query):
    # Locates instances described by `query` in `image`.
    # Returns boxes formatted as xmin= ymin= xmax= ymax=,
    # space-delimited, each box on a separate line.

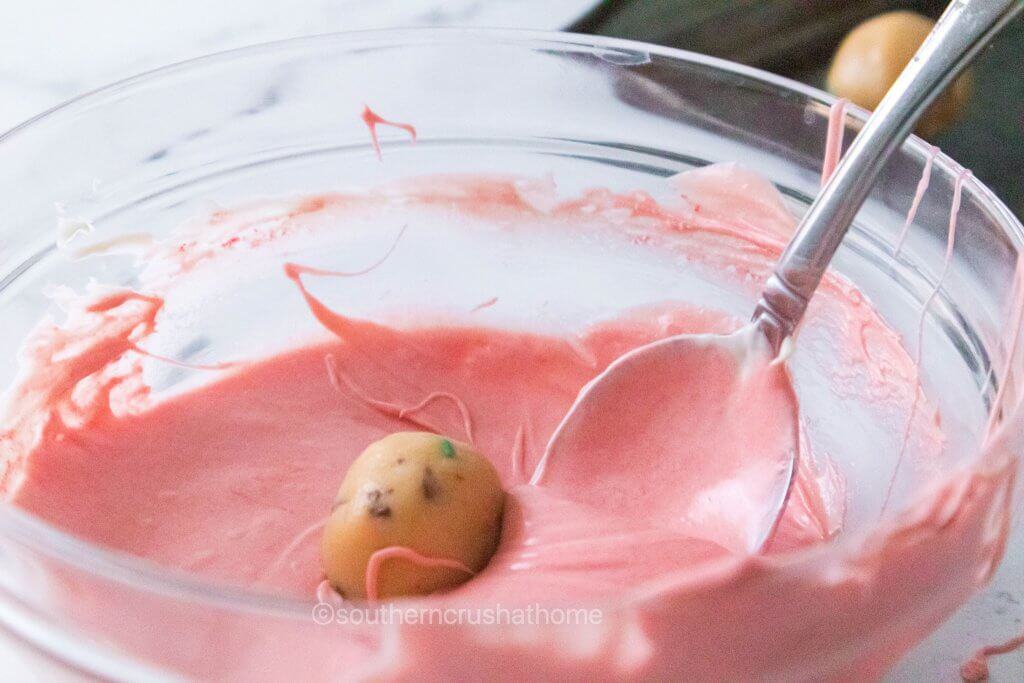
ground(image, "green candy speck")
xmin=440 ymin=439 xmax=456 ymax=458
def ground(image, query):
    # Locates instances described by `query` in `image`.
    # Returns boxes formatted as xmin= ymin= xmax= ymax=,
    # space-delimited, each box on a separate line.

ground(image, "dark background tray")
xmin=572 ymin=0 xmax=1024 ymax=219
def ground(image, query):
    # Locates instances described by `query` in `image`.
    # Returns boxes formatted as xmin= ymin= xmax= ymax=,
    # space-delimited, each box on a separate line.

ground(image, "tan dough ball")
xmin=827 ymin=11 xmax=971 ymax=138
xmin=321 ymin=431 xmax=505 ymax=600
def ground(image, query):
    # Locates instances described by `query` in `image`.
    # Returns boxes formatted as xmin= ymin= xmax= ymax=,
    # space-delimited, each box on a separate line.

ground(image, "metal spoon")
xmin=532 ymin=0 xmax=1022 ymax=553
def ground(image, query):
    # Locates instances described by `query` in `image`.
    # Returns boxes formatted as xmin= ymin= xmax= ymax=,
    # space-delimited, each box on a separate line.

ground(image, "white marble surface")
xmin=0 ymin=0 xmax=597 ymax=131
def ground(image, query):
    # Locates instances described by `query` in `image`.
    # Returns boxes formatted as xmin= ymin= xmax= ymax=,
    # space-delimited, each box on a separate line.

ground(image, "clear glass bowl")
xmin=0 ymin=29 xmax=1020 ymax=680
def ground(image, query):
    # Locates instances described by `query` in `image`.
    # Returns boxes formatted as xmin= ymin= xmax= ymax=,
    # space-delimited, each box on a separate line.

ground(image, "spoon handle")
xmin=752 ymin=0 xmax=1022 ymax=354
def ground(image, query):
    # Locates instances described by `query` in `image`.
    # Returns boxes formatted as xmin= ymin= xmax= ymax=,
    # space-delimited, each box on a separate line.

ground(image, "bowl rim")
xmin=0 ymin=26 xmax=1021 ymax=626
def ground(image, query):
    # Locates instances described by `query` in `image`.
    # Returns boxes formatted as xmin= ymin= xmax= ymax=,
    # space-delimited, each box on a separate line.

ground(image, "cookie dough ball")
xmin=827 ymin=11 xmax=971 ymax=138
xmin=321 ymin=432 xmax=504 ymax=600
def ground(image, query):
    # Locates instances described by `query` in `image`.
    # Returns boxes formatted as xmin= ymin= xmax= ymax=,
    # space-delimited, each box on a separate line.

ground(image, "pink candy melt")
xmin=360 ymin=105 xmax=417 ymax=161
xmin=960 ymin=632 xmax=1024 ymax=681
xmin=0 ymin=165 xmax=1019 ymax=680
xmin=821 ymin=98 xmax=848 ymax=186
xmin=7 ymin=295 xmax=763 ymax=595
xmin=885 ymin=169 xmax=971 ymax=512
xmin=895 ymin=145 xmax=939 ymax=257
xmin=364 ymin=547 xmax=474 ymax=604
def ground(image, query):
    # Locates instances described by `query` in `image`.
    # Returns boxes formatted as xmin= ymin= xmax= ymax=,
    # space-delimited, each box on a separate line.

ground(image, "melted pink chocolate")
xmin=960 ymin=631 xmax=1024 ymax=681
xmin=821 ymin=98 xmax=848 ymax=185
xmin=510 ymin=423 xmax=528 ymax=485
xmin=470 ymin=296 xmax=499 ymax=313
xmin=364 ymin=547 xmax=474 ymax=604
xmin=0 ymin=169 xmax=1018 ymax=681
xmin=360 ymin=105 xmax=417 ymax=161
xmin=885 ymin=169 xmax=970 ymax=512
xmin=326 ymin=356 xmax=476 ymax=445
xmin=895 ymin=145 xmax=939 ymax=257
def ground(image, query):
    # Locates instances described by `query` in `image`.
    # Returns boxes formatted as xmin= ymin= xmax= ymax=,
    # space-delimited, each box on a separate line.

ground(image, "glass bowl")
xmin=0 ymin=29 xmax=1020 ymax=681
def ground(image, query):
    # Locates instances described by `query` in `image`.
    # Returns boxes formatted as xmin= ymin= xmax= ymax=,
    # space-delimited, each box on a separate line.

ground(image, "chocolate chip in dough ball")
xmin=321 ymin=432 xmax=505 ymax=600
xmin=827 ymin=11 xmax=971 ymax=138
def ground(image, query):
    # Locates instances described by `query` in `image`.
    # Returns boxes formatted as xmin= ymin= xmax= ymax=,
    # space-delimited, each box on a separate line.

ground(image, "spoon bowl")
xmin=531 ymin=325 xmax=799 ymax=553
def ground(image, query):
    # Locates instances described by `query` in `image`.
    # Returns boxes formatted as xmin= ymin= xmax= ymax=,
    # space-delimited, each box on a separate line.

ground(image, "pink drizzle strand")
xmin=894 ymin=145 xmax=939 ymax=258
xmin=325 ymin=355 xmax=475 ymax=444
xmin=361 ymin=105 xmax=417 ymax=161
xmin=129 ymin=343 xmax=238 ymax=371
xmin=511 ymin=423 xmax=527 ymax=484
xmin=282 ymin=224 xmax=406 ymax=340
xmin=262 ymin=516 xmax=328 ymax=581
xmin=960 ymin=632 xmax=1024 ymax=681
xmin=821 ymin=99 xmax=848 ymax=186
xmin=471 ymin=296 xmax=499 ymax=313
xmin=883 ymin=169 xmax=970 ymax=513
xmin=364 ymin=546 xmax=473 ymax=604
